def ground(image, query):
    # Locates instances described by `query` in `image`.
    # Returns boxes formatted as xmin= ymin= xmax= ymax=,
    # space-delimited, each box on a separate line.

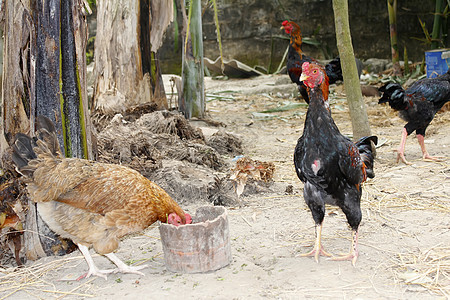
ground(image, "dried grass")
xmin=360 ymin=159 xmax=450 ymax=297
xmin=0 ymin=256 xmax=94 ymax=299
xmin=362 ymin=158 xmax=450 ymax=214
xmin=390 ymin=244 xmax=450 ymax=297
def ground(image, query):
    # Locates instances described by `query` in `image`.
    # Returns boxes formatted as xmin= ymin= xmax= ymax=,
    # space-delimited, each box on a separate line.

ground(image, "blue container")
xmin=425 ymin=49 xmax=450 ymax=78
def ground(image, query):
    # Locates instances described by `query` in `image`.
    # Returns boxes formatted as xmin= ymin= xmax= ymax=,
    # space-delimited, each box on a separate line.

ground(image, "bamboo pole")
xmin=387 ymin=0 xmax=402 ymax=76
xmin=180 ymin=0 xmax=205 ymax=119
xmin=431 ymin=0 xmax=444 ymax=49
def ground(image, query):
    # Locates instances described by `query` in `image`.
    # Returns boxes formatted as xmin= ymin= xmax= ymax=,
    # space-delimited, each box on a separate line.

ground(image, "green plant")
xmin=413 ymin=0 xmax=449 ymax=49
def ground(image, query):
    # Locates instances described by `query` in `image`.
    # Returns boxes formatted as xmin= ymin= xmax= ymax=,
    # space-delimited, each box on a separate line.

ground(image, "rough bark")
xmin=332 ymin=0 xmax=371 ymax=140
xmin=142 ymin=0 xmax=166 ymax=102
xmin=0 ymin=0 xmax=32 ymax=151
xmin=71 ymin=0 xmax=95 ymax=160
xmin=59 ymin=0 xmax=93 ymax=159
xmin=179 ymin=0 xmax=205 ymax=119
xmin=92 ymin=0 xmax=170 ymax=114
xmin=34 ymin=0 xmax=65 ymax=150
xmin=150 ymin=0 xmax=174 ymax=52
xmin=0 ymin=0 xmax=94 ymax=262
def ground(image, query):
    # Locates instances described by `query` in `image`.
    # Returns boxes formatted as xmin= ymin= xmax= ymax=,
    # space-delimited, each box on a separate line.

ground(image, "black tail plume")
xmin=325 ymin=57 xmax=363 ymax=85
xmin=325 ymin=57 xmax=343 ymax=84
xmin=355 ymin=136 xmax=378 ymax=179
xmin=378 ymin=82 xmax=407 ymax=110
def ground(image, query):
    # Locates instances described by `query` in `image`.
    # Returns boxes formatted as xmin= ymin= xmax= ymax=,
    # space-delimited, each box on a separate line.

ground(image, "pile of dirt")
xmin=95 ymin=110 xmax=274 ymax=206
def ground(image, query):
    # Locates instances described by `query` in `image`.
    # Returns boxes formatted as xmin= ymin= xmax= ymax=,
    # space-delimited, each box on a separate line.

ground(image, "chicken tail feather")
xmin=12 ymin=116 xmax=62 ymax=177
xmin=12 ymin=133 xmax=38 ymax=177
xmin=35 ymin=116 xmax=62 ymax=157
xmin=325 ymin=57 xmax=343 ymax=84
xmin=355 ymin=136 xmax=378 ymax=179
xmin=378 ymin=82 xmax=407 ymax=110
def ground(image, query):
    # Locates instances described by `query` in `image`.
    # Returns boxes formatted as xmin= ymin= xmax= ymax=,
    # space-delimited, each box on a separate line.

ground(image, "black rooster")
xmin=379 ymin=70 xmax=450 ymax=164
xmin=281 ymin=21 xmax=362 ymax=103
xmin=294 ymin=62 xmax=377 ymax=266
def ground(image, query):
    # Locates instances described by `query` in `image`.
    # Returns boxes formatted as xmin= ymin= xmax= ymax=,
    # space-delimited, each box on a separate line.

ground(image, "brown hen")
xmin=12 ymin=116 xmax=191 ymax=279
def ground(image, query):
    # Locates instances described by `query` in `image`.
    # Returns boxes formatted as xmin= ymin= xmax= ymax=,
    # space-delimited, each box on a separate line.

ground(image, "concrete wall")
xmin=159 ymin=0 xmax=446 ymax=74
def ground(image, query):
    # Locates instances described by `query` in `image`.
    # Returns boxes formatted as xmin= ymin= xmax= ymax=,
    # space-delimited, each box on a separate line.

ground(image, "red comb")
xmin=282 ymin=20 xmax=289 ymax=26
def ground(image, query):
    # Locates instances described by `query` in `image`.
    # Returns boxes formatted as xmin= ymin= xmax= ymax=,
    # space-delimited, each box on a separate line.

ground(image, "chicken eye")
xmin=313 ymin=70 xmax=317 ymax=74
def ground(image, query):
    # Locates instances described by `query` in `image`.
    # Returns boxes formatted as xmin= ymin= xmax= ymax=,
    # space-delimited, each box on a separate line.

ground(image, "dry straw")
xmin=0 ymin=256 xmax=94 ymax=299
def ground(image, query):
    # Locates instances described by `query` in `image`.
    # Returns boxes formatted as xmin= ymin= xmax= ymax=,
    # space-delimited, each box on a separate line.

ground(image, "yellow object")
xmin=0 ymin=212 xmax=6 ymax=227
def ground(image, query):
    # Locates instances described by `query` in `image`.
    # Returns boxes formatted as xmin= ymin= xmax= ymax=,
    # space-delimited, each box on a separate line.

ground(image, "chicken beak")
xmin=299 ymin=73 xmax=308 ymax=82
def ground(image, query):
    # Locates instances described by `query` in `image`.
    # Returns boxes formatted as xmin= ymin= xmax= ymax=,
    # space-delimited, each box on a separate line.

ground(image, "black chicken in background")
xmin=378 ymin=69 xmax=450 ymax=164
xmin=281 ymin=20 xmax=363 ymax=103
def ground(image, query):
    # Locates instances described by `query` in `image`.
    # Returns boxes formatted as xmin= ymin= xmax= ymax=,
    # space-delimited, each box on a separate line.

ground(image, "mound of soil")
xmin=95 ymin=111 xmax=273 ymax=206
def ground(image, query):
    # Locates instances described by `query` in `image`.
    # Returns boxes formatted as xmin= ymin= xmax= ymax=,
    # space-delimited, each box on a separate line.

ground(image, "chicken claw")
xmin=329 ymin=230 xmax=359 ymax=267
xmin=394 ymin=149 xmax=412 ymax=165
xmin=329 ymin=251 xmax=358 ymax=267
xmin=422 ymin=153 xmax=443 ymax=162
xmin=417 ymin=134 xmax=443 ymax=162
xmin=298 ymin=245 xmax=332 ymax=263
xmin=77 ymin=267 xmax=115 ymax=281
xmin=298 ymin=224 xmax=332 ymax=263
xmin=105 ymin=253 xmax=148 ymax=276
xmin=77 ymin=244 xmax=115 ymax=280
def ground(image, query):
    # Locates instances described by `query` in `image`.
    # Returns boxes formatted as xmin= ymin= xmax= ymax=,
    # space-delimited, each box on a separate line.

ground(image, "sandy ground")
xmin=1 ymin=75 xmax=449 ymax=299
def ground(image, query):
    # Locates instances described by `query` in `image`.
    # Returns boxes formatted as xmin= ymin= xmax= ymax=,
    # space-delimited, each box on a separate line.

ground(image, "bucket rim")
xmin=160 ymin=205 xmax=227 ymax=229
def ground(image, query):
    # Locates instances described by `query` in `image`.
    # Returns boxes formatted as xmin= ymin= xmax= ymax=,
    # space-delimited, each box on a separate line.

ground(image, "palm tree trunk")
xmin=92 ymin=0 xmax=170 ymax=115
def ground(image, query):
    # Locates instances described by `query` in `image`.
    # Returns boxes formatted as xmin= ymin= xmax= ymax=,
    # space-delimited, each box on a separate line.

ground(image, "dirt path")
xmin=1 ymin=75 xmax=449 ymax=299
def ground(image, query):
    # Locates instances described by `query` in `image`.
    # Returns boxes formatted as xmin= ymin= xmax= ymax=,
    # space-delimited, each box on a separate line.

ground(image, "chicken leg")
xmin=396 ymin=128 xmax=443 ymax=164
xmin=395 ymin=128 xmax=411 ymax=165
xmin=77 ymin=244 xmax=148 ymax=280
xmin=78 ymin=244 xmax=115 ymax=280
xmin=298 ymin=224 xmax=332 ymax=262
xmin=417 ymin=134 xmax=443 ymax=161
xmin=329 ymin=229 xmax=359 ymax=266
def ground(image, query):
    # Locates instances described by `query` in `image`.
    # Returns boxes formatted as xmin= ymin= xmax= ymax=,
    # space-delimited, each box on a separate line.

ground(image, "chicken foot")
xmin=77 ymin=244 xmax=148 ymax=280
xmin=396 ymin=129 xmax=443 ymax=164
xmin=298 ymin=224 xmax=332 ymax=263
xmin=77 ymin=244 xmax=115 ymax=280
xmin=105 ymin=252 xmax=148 ymax=276
xmin=417 ymin=134 xmax=443 ymax=162
xmin=329 ymin=229 xmax=359 ymax=266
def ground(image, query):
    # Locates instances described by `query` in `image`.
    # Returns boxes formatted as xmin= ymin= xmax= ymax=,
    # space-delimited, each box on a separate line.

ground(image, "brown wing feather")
xmin=56 ymin=162 xmax=160 ymax=214
xmin=27 ymin=157 xmax=184 ymax=223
